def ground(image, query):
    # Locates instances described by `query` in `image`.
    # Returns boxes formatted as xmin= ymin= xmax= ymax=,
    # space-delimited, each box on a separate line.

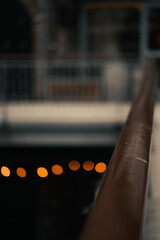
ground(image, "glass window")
xmin=88 ymin=8 xmax=140 ymax=53
xmin=148 ymin=8 xmax=160 ymax=50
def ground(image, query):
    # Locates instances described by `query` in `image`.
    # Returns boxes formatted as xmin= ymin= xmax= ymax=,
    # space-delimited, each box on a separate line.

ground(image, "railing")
xmin=0 ymin=58 xmax=142 ymax=102
xmin=78 ymin=58 xmax=158 ymax=240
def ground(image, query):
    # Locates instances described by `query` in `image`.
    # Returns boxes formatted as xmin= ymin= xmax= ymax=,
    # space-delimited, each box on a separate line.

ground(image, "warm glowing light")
xmin=1 ymin=166 xmax=10 ymax=177
xmin=69 ymin=160 xmax=80 ymax=171
xmin=16 ymin=167 xmax=27 ymax=178
xmin=95 ymin=162 xmax=107 ymax=173
xmin=37 ymin=167 xmax=48 ymax=178
xmin=52 ymin=165 xmax=63 ymax=175
xmin=83 ymin=161 xmax=94 ymax=171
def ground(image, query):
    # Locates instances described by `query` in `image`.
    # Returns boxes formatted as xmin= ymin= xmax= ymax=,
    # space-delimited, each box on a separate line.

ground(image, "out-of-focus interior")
xmin=0 ymin=1 xmax=160 ymax=240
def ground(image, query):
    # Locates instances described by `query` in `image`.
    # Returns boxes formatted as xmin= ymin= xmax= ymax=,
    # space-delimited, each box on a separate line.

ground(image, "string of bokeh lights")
xmin=0 ymin=161 xmax=107 ymax=178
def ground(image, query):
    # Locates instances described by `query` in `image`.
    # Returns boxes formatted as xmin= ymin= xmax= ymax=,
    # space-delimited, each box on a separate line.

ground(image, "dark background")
xmin=0 ymin=146 xmax=113 ymax=240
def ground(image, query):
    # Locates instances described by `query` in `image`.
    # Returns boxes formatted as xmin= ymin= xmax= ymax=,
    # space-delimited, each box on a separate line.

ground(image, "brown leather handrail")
xmin=79 ymin=58 xmax=158 ymax=240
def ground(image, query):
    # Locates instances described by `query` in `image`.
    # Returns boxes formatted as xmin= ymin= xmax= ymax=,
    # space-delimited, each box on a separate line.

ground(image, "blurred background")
xmin=0 ymin=0 xmax=160 ymax=239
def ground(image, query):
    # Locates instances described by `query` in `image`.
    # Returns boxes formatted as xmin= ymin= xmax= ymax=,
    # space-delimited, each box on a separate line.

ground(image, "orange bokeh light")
xmin=1 ymin=166 xmax=10 ymax=177
xmin=52 ymin=165 xmax=63 ymax=175
xmin=95 ymin=162 xmax=106 ymax=173
xmin=83 ymin=161 xmax=94 ymax=171
xmin=16 ymin=167 xmax=27 ymax=178
xmin=69 ymin=160 xmax=80 ymax=171
xmin=37 ymin=167 xmax=48 ymax=178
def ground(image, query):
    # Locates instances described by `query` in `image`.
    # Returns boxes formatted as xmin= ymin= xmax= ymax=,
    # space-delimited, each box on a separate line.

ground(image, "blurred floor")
xmin=143 ymin=104 xmax=160 ymax=240
xmin=0 ymin=103 xmax=129 ymax=146
xmin=0 ymin=102 xmax=130 ymax=124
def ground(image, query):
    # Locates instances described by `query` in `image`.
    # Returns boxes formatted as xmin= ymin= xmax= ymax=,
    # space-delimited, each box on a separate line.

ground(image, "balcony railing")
xmin=0 ymin=57 xmax=142 ymax=102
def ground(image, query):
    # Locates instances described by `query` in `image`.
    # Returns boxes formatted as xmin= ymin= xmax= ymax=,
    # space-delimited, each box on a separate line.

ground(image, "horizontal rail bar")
xmin=0 ymin=53 xmax=140 ymax=60
xmin=79 ymin=58 xmax=158 ymax=240
xmin=84 ymin=2 xmax=142 ymax=10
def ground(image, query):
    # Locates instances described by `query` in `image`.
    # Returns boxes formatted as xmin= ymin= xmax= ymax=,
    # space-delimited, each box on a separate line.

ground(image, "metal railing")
xmin=78 ymin=58 xmax=158 ymax=240
xmin=0 ymin=58 xmax=142 ymax=102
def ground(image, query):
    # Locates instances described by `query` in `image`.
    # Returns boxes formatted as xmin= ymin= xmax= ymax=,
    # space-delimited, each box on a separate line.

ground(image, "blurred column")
xmin=140 ymin=5 xmax=148 ymax=56
xmin=57 ymin=28 xmax=70 ymax=53
xmin=105 ymin=62 xmax=128 ymax=101
xmin=78 ymin=8 xmax=89 ymax=101
xmin=133 ymin=65 xmax=143 ymax=98
xmin=35 ymin=181 xmax=53 ymax=240
xmin=33 ymin=0 xmax=50 ymax=100
xmin=79 ymin=7 xmax=89 ymax=53
xmin=102 ymin=10 xmax=128 ymax=101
